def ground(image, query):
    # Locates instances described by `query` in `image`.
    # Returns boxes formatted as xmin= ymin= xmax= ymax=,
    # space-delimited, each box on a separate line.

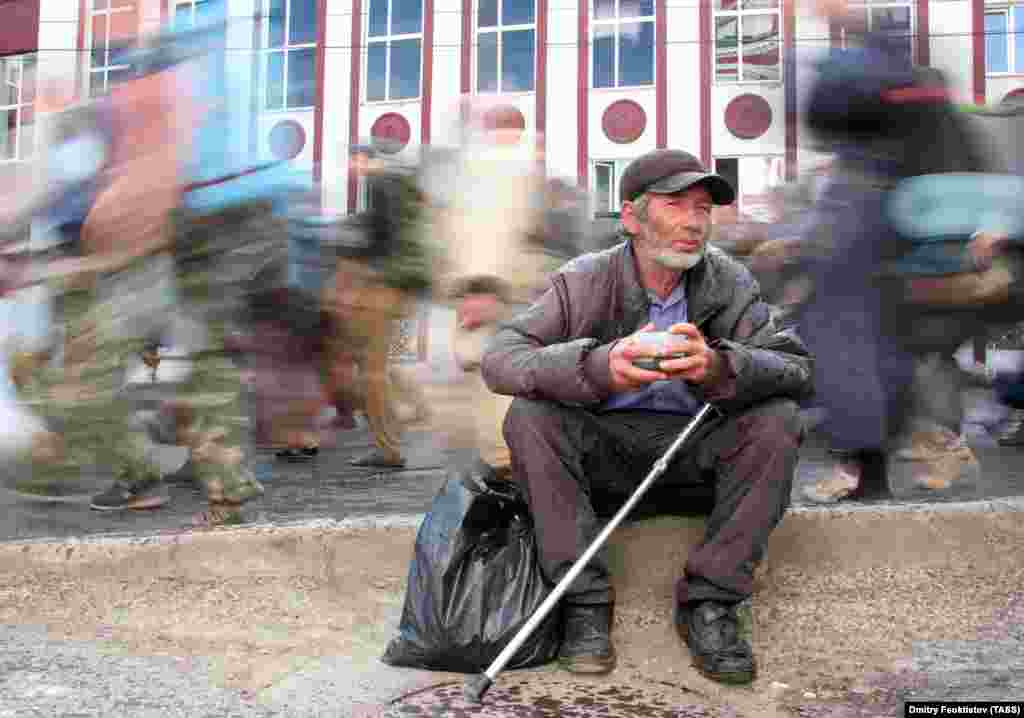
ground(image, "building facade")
xmin=1 ymin=0 xmax=1021 ymax=218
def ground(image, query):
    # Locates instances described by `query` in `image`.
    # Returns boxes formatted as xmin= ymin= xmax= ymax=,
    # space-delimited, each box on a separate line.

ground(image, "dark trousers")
xmin=503 ymin=398 xmax=803 ymax=607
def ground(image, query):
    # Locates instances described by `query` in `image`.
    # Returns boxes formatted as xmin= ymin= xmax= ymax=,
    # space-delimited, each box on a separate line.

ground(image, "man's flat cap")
xmin=620 ymin=149 xmax=735 ymax=205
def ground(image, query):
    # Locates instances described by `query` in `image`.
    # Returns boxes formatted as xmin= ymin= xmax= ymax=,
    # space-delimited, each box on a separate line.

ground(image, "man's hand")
xmin=608 ymin=323 xmax=670 ymax=393
xmin=657 ymin=323 xmax=718 ymax=385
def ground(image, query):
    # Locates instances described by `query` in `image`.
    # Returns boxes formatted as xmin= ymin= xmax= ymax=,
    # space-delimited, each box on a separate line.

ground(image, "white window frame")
xmin=365 ymin=0 xmax=424 ymax=103
xmin=843 ymin=0 xmax=915 ymax=63
xmin=475 ymin=0 xmax=537 ymax=94
xmin=0 ymin=55 xmax=35 ymax=164
xmin=87 ymin=1 xmax=135 ymax=98
xmin=591 ymin=0 xmax=655 ymax=89
xmin=712 ymin=0 xmax=783 ymax=85
xmin=591 ymin=159 xmax=635 ymax=216
xmin=985 ymin=6 xmax=1024 ymax=75
xmin=714 ymin=154 xmax=784 ymax=219
xmin=263 ymin=0 xmax=318 ymax=111
xmin=172 ymin=0 xmax=208 ymax=29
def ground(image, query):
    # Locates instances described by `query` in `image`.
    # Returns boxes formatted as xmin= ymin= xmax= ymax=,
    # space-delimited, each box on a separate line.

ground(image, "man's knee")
xmin=502 ymin=397 xmax=565 ymax=445
xmin=736 ymin=399 xmax=804 ymax=448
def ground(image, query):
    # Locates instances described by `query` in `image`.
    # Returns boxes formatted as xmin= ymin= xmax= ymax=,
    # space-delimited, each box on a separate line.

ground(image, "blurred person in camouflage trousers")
xmin=12 ymin=24 xmax=270 ymax=522
xmin=9 ymin=45 xmax=188 ymax=508
xmin=321 ymin=144 xmax=434 ymax=468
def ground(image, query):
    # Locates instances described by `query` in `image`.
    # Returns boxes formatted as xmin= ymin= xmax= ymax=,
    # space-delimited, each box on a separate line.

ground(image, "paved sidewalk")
xmin=2 ymin=508 xmax=1022 ymax=717
xmin=2 ymin=420 xmax=1024 ymax=542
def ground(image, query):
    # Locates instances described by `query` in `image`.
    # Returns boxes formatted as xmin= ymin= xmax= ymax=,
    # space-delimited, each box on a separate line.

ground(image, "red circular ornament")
xmin=370 ymin=113 xmax=412 ymax=153
xmin=268 ymin=119 xmax=306 ymax=160
xmin=481 ymin=104 xmax=526 ymax=141
xmin=601 ymin=99 xmax=647 ymax=144
xmin=724 ymin=94 xmax=773 ymax=140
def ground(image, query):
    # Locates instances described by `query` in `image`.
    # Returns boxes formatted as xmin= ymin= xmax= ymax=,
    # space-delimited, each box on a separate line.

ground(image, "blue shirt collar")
xmin=646 ymin=274 xmax=688 ymax=309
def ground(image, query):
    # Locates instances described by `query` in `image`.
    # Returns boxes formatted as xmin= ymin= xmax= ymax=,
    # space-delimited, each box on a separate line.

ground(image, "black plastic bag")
xmin=381 ymin=465 xmax=560 ymax=672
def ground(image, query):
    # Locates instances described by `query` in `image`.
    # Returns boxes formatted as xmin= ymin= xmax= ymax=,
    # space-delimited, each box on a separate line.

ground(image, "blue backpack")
xmin=883 ymin=172 xmax=1024 ymax=277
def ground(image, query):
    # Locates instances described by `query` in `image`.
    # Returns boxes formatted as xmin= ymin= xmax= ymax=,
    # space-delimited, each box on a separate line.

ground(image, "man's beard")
xmin=644 ymin=215 xmax=708 ymax=271
xmin=653 ymin=245 xmax=705 ymax=270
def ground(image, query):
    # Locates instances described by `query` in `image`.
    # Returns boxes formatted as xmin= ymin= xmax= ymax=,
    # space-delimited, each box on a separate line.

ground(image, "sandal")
xmin=802 ymin=461 xmax=862 ymax=504
xmin=189 ymin=505 xmax=244 ymax=528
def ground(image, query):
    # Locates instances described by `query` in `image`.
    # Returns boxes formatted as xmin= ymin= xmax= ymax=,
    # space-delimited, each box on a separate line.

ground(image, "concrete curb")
xmin=3 ymin=495 xmax=1023 ymax=549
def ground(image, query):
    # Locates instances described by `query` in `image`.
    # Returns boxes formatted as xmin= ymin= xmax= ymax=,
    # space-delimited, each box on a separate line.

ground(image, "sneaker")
xmin=908 ymin=454 xmax=968 ymax=491
xmin=894 ymin=427 xmax=979 ymax=491
xmin=90 ymin=477 xmax=169 ymax=511
xmin=801 ymin=461 xmax=861 ymax=504
xmin=350 ymin=448 xmax=406 ymax=468
xmin=998 ymin=409 xmax=1024 ymax=446
xmin=675 ymin=601 xmax=756 ymax=685
xmin=275 ymin=446 xmax=319 ymax=462
xmin=893 ymin=428 xmax=977 ymax=465
xmin=557 ymin=603 xmax=617 ymax=675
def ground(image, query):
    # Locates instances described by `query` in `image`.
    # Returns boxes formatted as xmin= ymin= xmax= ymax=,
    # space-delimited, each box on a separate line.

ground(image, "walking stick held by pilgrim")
xmin=464 ymin=402 xmax=716 ymax=704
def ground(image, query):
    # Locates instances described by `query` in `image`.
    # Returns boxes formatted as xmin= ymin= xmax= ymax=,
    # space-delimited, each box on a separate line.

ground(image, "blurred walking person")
xmin=798 ymin=0 xmax=992 ymax=502
xmin=427 ymin=101 xmax=582 ymax=482
xmin=321 ymin=144 xmax=434 ymax=469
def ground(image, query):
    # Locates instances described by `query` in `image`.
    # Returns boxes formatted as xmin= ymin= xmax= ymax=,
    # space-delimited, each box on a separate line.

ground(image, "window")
xmin=477 ymin=0 xmax=535 ymax=93
xmin=265 ymin=0 xmax=317 ymax=110
xmin=845 ymin=0 xmax=913 ymax=65
xmin=591 ymin=158 xmax=635 ymax=214
xmin=715 ymin=155 xmax=783 ymax=220
xmin=986 ymin=6 xmax=1024 ymax=74
xmin=713 ymin=0 xmax=781 ymax=83
xmin=173 ymin=0 xmax=214 ymax=30
xmin=593 ymin=160 xmax=617 ymax=214
xmin=88 ymin=1 xmax=136 ymax=97
xmin=367 ymin=0 xmax=423 ymax=101
xmin=0 ymin=55 xmax=36 ymax=162
xmin=715 ymin=158 xmax=739 ymax=199
xmin=592 ymin=0 xmax=654 ymax=89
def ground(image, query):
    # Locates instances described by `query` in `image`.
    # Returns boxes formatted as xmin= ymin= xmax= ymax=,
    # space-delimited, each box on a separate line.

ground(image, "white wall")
xmin=544 ymin=0 xmax=580 ymax=182
xmin=226 ymin=0 xmax=258 ymax=166
xmin=930 ymin=0 xmax=975 ymax=103
xmin=36 ymin=0 xmax=80 ymax=104
xmin=665 ymin=0 xmax=701 ymax=155
xmin=321 ymin=1 xmax=353 ymax=211
xmin=139 ymin=0 xmax=163 ymax=34
xmin=429 ymin=0 xmax=464 ymax=148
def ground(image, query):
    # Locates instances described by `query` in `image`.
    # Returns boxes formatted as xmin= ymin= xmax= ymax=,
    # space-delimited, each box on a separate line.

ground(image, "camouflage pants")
xmin=17 ymin=254 xmax=262 ymax=504
xmin=15 ymin=281 xmax=161 ymax=493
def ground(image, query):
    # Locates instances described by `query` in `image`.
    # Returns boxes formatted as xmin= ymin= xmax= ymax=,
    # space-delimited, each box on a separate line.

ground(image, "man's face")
xmin=624 ymin=184 xmax=714 ymax=271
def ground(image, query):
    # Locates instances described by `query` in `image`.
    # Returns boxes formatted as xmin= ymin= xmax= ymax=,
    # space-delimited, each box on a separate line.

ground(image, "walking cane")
xmin=464 ymin=402 xmax=716 ymax=704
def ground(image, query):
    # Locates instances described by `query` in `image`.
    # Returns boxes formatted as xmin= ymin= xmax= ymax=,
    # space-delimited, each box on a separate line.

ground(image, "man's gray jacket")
xmin=480 ymin=239 xmax=814 ymax=415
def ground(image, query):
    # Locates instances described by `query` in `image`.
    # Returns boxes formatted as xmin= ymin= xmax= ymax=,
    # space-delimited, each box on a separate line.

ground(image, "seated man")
xmin=481 ymin=149 xmax=813 ymax=685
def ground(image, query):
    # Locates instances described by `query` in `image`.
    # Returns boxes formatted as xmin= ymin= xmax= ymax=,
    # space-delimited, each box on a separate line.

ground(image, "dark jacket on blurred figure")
xmin=797 ymin=26 xmax=991 ymax=452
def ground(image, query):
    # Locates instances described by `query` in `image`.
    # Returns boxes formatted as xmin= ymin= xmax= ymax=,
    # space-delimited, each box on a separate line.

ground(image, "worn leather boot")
xmin=676 ymin=600 xmax=756 ymax=684
xmin=557 ymin=603 xmax=617 ymax=675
